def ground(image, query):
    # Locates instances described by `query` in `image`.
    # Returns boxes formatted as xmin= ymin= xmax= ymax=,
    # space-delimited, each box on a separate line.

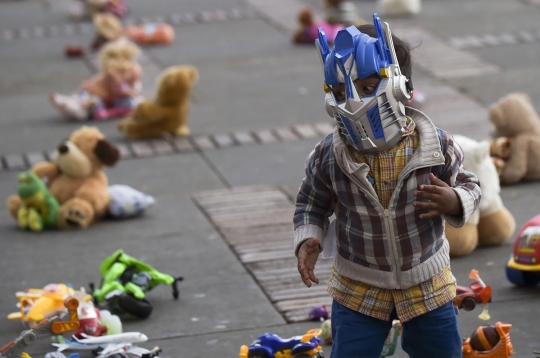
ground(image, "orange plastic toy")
xmin=463 ymin=322 xmax=513 ymax=358
xmin=125 ymin=23 xmax=175 ymax=45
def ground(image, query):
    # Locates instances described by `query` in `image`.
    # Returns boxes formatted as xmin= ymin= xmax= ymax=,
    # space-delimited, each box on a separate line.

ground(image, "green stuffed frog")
xmin=17 ymin=171 xmax=60 ymax=231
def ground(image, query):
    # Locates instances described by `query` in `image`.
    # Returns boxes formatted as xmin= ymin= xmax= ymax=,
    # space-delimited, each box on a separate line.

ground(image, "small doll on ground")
xmin=292 ymin=8 xmax=343 ymax=45
xmin=69 ymin=0 xmax=127 ymax=20
xmin=51 ymin=38 xmax=143 ymax=121
xmin=294 ymin=14 xmax=481 ymax=358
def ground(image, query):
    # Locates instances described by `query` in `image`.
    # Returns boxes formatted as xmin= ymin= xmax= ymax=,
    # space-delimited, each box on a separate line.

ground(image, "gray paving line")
xmin=0 ymin=122 xmax=334 ymax=172
xmin=0 ymin=7 xmax=262 ymax=42
xmin=447 ymin=29 xmax=540 ymax=50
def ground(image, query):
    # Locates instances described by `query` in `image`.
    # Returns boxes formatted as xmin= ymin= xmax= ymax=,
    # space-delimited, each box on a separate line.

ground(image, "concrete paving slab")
xmin=146 ymin=18 xmax=287 ymax=66
xmin=0 ymin=119 xmax=126 ymax=158
xmin=123 ymin=0 xmax=245 ymax=19
xmin=203 ymin=139 xmax=322 ymax=188
xmin=0 ymin=53 xmax=92 ymax=98
xmin=444 ymin=68 xmax=540 ymax=115
xmin=0 ymin=0 xmax=68 ymax=30
xmin=404 ymin=0 xmax=540 ymax=40
xmin=181 ymin=46 xmax=329 ymax=136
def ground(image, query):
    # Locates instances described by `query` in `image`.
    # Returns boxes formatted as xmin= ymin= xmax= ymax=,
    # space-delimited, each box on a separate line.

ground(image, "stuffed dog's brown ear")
xmin=94 ymin=139 xmax=120 ymax=166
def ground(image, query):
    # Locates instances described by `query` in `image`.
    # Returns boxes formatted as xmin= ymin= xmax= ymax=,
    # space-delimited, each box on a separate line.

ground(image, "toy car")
xmin=89 ymin=249 xmax=183 ymax=319
xmin=239 ymin=329 xmax=325 ymax=358
xmin=7 ymin=284 xmax=91 ymax=328
xmin=453 ymin=270 xmax=492 ymax=311
xmin=124 ymin=23 xmax=175 ymax=45
xmin=506 ymin=213 xmax=540 ymax=287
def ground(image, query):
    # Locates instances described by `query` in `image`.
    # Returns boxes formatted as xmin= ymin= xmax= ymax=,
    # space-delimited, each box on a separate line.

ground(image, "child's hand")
xmin=297 ymin=237 xmax=320 ymax=288
xmin=413 ymin=173 xmax=462 ymax=219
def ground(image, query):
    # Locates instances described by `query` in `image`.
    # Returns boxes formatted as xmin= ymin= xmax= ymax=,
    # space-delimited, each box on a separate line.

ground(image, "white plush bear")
xmin=445 ymin=135 xmax=516 ymax=257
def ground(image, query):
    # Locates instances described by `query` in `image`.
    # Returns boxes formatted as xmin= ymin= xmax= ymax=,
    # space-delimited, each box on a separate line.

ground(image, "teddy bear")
xmin=292 ymin=8 xmax=343 ymax=45
xmin=487 ymin=92 xmax=540 ymax=185
xmin=69 ymin=0 xmax=127 ymax=20
xmin=7 ymin=126 xmax=120 ymax=230
xmin=444 ymin=135 xmax=516 ymax=257
xmin=116 ymin=65 xmax=199 ymax=139
xmin=51 ymin=37 xmax=143 ymax=121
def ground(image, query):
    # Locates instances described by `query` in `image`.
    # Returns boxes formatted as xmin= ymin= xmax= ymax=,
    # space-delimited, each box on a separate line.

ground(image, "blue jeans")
xmin=330 ymin=300 xmax=462 ymax=358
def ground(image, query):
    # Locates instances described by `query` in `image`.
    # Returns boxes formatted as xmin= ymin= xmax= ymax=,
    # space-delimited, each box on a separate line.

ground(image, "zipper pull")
xmin=384 ymin=209 xmax=390 ymax=217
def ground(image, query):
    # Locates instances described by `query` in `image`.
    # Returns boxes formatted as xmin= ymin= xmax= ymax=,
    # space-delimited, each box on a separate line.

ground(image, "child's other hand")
xmin=297 ymin=237 xmax=320 ymax=288
xmin=413 ymin=173 xmax=462 ymax=219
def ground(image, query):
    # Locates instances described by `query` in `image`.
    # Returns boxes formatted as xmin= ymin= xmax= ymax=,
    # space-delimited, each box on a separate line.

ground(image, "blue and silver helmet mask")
xmin=316 ymin=13 xmax=413 ymax=153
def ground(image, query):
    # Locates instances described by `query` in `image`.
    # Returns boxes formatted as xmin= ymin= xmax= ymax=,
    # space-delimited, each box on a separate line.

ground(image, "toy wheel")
xmin=117 ymin=293 xmax=153 ymax=319
xmin=506 ymin=266 xmax=540 ymax=287
xmin=461 ymin=297 xmax=476 ymax=311
xmin=293 ymin=355 xmax=311 ymax=358
xmin=317 ymin=353 xmax=325 ymax=358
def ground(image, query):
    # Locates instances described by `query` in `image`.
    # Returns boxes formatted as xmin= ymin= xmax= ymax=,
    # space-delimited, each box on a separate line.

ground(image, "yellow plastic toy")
xmin=7 ymin=283 xmax=91 ymax=328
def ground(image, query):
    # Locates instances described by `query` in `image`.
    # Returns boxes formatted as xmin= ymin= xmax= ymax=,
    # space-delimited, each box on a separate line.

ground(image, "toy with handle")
xmin=469 ymin=270 xmax=492 ymax=320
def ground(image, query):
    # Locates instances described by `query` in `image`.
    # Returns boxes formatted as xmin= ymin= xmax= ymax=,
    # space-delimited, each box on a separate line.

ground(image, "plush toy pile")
xmin=6 ymin=126 xmax=155 ymax=231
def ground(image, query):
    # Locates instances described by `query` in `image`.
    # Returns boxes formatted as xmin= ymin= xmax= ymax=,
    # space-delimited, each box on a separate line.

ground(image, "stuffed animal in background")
xmin=15 ymin=171 xmax=60 ymax=231
xmin=7 ymin=127 xmax=120 ymax=230
xmin=52 ymin=38 xmax=143 ymax=121
xmin=91 ymin=13 xmax=175 ymax=50
xmin=445 ymin=135 xmax=516 ymax=257
xmin=66 ymin=13 xmax=175 ymax=57
xmin=117 ymin=65 xmax=199 ymax=139
xmin=377 ymin=0 xmax=421 ymax=17
xmin=324 ymin=0 xmax=360 ymax=26
xmin=292 ymin=8 xmax=343 ymax=45
xmin=488 ymin=92 xmax=540 ymax=185
xmin=69 ymin=0 xmax=127 ymax=20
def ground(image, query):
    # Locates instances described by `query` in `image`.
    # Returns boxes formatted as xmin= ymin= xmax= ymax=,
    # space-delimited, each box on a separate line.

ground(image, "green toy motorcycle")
xmin=89 ymin=249 xmax=183 ymax=319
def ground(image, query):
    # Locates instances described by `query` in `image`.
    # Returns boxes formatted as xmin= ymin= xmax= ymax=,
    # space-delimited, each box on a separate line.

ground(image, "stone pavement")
xmin=1 ymin=0 xmax=540 ymax=357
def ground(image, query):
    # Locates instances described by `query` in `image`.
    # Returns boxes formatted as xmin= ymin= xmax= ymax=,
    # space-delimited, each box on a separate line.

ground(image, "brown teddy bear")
xmin=116 ymin=65 xmax=199 ymax=139
xmin=7 ymin=126 xmax=120 ymax=230
xmin=488 ymin=92 xmax=540 ymax=185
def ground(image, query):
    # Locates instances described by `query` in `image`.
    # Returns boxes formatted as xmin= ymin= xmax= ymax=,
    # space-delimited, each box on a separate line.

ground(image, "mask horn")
xmin=316 ymin=27 xmax=330 ymax=70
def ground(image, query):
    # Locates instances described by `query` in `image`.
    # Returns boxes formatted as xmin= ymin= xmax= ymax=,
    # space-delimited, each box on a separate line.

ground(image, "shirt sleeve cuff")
xmin=443 ymin=187 xmax=477 ymax=228
xmin=294 ymin=224 xmax=325 ymax=257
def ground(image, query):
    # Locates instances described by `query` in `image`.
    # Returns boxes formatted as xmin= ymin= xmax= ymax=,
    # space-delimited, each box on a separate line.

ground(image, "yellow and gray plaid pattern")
xmin=349 ymin=118 xmax=419 ymax=209
xmin=328 ymin=266 xmax=456 ymax=322
xmin=334 ymin=120 xmax=455 ymax=322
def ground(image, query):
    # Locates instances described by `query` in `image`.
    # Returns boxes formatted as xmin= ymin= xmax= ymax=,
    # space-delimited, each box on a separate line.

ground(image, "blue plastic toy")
xmin=239 ymin=329 xmax=325 ymax=358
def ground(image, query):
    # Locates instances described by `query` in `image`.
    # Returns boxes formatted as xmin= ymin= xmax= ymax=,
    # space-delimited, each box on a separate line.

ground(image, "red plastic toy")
xmin=74 ymin=301 xmax=107 ymax=338
xmin=454 ymin=269 xmax=492 ymax=312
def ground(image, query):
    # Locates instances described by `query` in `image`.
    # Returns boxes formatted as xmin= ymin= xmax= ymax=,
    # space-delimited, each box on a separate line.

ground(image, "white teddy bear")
xmin=445 ymin=135 xmax=516 ymax=257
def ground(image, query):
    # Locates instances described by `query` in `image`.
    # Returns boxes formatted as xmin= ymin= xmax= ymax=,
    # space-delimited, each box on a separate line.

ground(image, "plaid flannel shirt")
xmin=293 ymin=107 xmax=481 ymax=290
xmin=329 ymin=120 xmax=456 ymax=322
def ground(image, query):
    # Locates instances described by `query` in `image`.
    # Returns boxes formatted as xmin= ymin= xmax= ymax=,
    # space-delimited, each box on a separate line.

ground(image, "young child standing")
xmin=294 ymin=14 xmax=481 ymax=358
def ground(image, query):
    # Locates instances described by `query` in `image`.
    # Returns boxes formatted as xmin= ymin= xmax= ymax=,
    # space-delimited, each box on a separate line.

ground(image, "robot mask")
xmin=316 ymin=14 xmax=413 ymax=153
